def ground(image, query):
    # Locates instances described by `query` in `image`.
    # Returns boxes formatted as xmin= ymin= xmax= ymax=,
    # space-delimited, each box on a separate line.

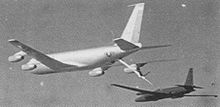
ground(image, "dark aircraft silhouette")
xmin=111 ymin=68 xmax=218 ymax=102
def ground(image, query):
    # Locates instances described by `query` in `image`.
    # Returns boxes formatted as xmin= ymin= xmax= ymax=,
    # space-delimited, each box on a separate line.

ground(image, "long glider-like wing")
xmin=111 ymin=84 xmax=166 ymax=95
xmin=184 ymin=95 xmax=218 ymax=97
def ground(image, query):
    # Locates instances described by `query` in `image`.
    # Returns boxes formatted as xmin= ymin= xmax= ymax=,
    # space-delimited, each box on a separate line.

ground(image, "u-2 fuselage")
xmin=26 ymin=45 xmax=138 ymax=74
xmin=135 ymin=86 xmax=193 ymax=102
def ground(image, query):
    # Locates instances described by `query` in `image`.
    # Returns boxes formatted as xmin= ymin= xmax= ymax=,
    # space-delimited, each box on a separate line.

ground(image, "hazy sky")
xmin=0 ymin=0 xmax=219 ymax=106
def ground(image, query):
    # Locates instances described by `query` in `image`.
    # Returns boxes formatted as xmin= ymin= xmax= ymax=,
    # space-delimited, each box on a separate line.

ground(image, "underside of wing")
xmin=8 ymin=39 xmax=76 ymax=70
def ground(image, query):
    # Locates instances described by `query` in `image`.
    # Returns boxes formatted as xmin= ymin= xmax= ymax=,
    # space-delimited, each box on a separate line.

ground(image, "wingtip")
xmin=8 ymin=39 xmax=20 ymax=43
xmin=128 ymin=3 xmax=145 ymax=7
xmin=8 ymin=39 xmax=17 ymax=42
xmin=110 ymin=84 xmax=117 ymax=86
xmin=161 ymin=44 xmax=173 ymax=48
xmin=193 ymin=85 xmax=203 ymax=89
xmin=164 ymin=44 xmax=172 ymax=47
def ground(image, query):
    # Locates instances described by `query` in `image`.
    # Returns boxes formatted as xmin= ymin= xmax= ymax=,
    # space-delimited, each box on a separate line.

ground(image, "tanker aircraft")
xmin=111 ymin=68 xmax=218 ymax=102
xmin=8 ymin=3 xmax=171 ymax=85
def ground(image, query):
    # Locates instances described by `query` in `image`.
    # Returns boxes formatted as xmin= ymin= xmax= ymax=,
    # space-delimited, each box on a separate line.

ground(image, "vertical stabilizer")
xmin=121 ymin=3 xmax=145 ymax=43
xmin=184 ymin=68 xmax=193 ymax=86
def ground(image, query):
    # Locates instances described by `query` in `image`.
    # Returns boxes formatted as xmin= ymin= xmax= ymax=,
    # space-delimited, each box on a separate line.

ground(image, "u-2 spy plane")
xmin=111 ymin=68 xmax=218 ymax=102
xmin=8 ymin=3 xmax=170 ymax=85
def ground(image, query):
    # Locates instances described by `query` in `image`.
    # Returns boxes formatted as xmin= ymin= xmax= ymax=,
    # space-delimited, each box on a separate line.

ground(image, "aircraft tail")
xmin=120 ymin=3 xmax=145 ymax=43
xmin=114 ymin=3 xmax=171 ymax=51
xmin=176 ymin=68 xmax=203 ymax=89
xmin=184 ymin=68 xmax=193 ymax=86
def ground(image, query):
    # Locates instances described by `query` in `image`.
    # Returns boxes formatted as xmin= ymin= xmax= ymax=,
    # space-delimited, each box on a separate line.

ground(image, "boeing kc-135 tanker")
xmin=8 ymin=3 xmax=171 ymax=85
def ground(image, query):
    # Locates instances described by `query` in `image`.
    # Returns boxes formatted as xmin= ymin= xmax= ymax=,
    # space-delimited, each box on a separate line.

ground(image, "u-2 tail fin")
xmin=176 ymin=68 xmax=204 ymax=89
xmin=120 ymin=3 xmax=145 ymax=43
xmin=184 ymin=68 xmax=193 ymax=86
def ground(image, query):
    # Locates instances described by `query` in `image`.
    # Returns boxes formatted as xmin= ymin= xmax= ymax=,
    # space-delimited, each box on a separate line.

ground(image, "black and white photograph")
xmin=0 ymin=0 xmax=219 ymax=106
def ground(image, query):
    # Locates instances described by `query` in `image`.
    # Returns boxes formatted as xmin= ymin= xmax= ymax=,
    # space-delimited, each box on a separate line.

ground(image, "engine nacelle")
xmin=8 ymin=55 xmax=24 ymax=63
xmin=8 ymin=51 xmax=26 ymax=63
xmin=21 ymin=64 xmax=37 ymax=71
xmin=89 ymin=68 xmax=104 ymax=77
xmin=123 ymin=64 xmax=137 ymax=74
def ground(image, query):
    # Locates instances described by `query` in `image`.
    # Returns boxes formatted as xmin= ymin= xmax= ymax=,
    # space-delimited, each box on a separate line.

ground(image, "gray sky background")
xmin=0 ymin=0 xmax=219 ymax=106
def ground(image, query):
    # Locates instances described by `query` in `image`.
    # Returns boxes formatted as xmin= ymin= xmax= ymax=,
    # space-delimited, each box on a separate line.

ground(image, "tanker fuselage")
xmin=24 ymin=46 xmax=137 ymax=74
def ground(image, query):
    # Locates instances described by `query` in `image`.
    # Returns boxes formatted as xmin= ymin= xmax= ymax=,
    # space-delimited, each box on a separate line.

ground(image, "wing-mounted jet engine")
xmin=21 ymin=64 xmax=37 ymax=71
xmin=89 ymin=67 xmax=109 ymax=77
xmin=8 ymin=51 xmax=26 ymax=63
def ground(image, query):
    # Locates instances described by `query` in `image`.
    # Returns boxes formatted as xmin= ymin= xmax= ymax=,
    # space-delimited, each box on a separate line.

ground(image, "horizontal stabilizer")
xmin=175 ymin=85 xmax=203 ymax=89
xmin=114 ymin=38 xmax=140 ymax=50
xmin=136 ymin=59 xmax=177 ymax=67
xmin=140 ymin=44 xmax=172 ymax=50
xmin=8 ymin=39 xmax=75 ymax=70
xmin=192 ymin=85 xmax=203 ymax=89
